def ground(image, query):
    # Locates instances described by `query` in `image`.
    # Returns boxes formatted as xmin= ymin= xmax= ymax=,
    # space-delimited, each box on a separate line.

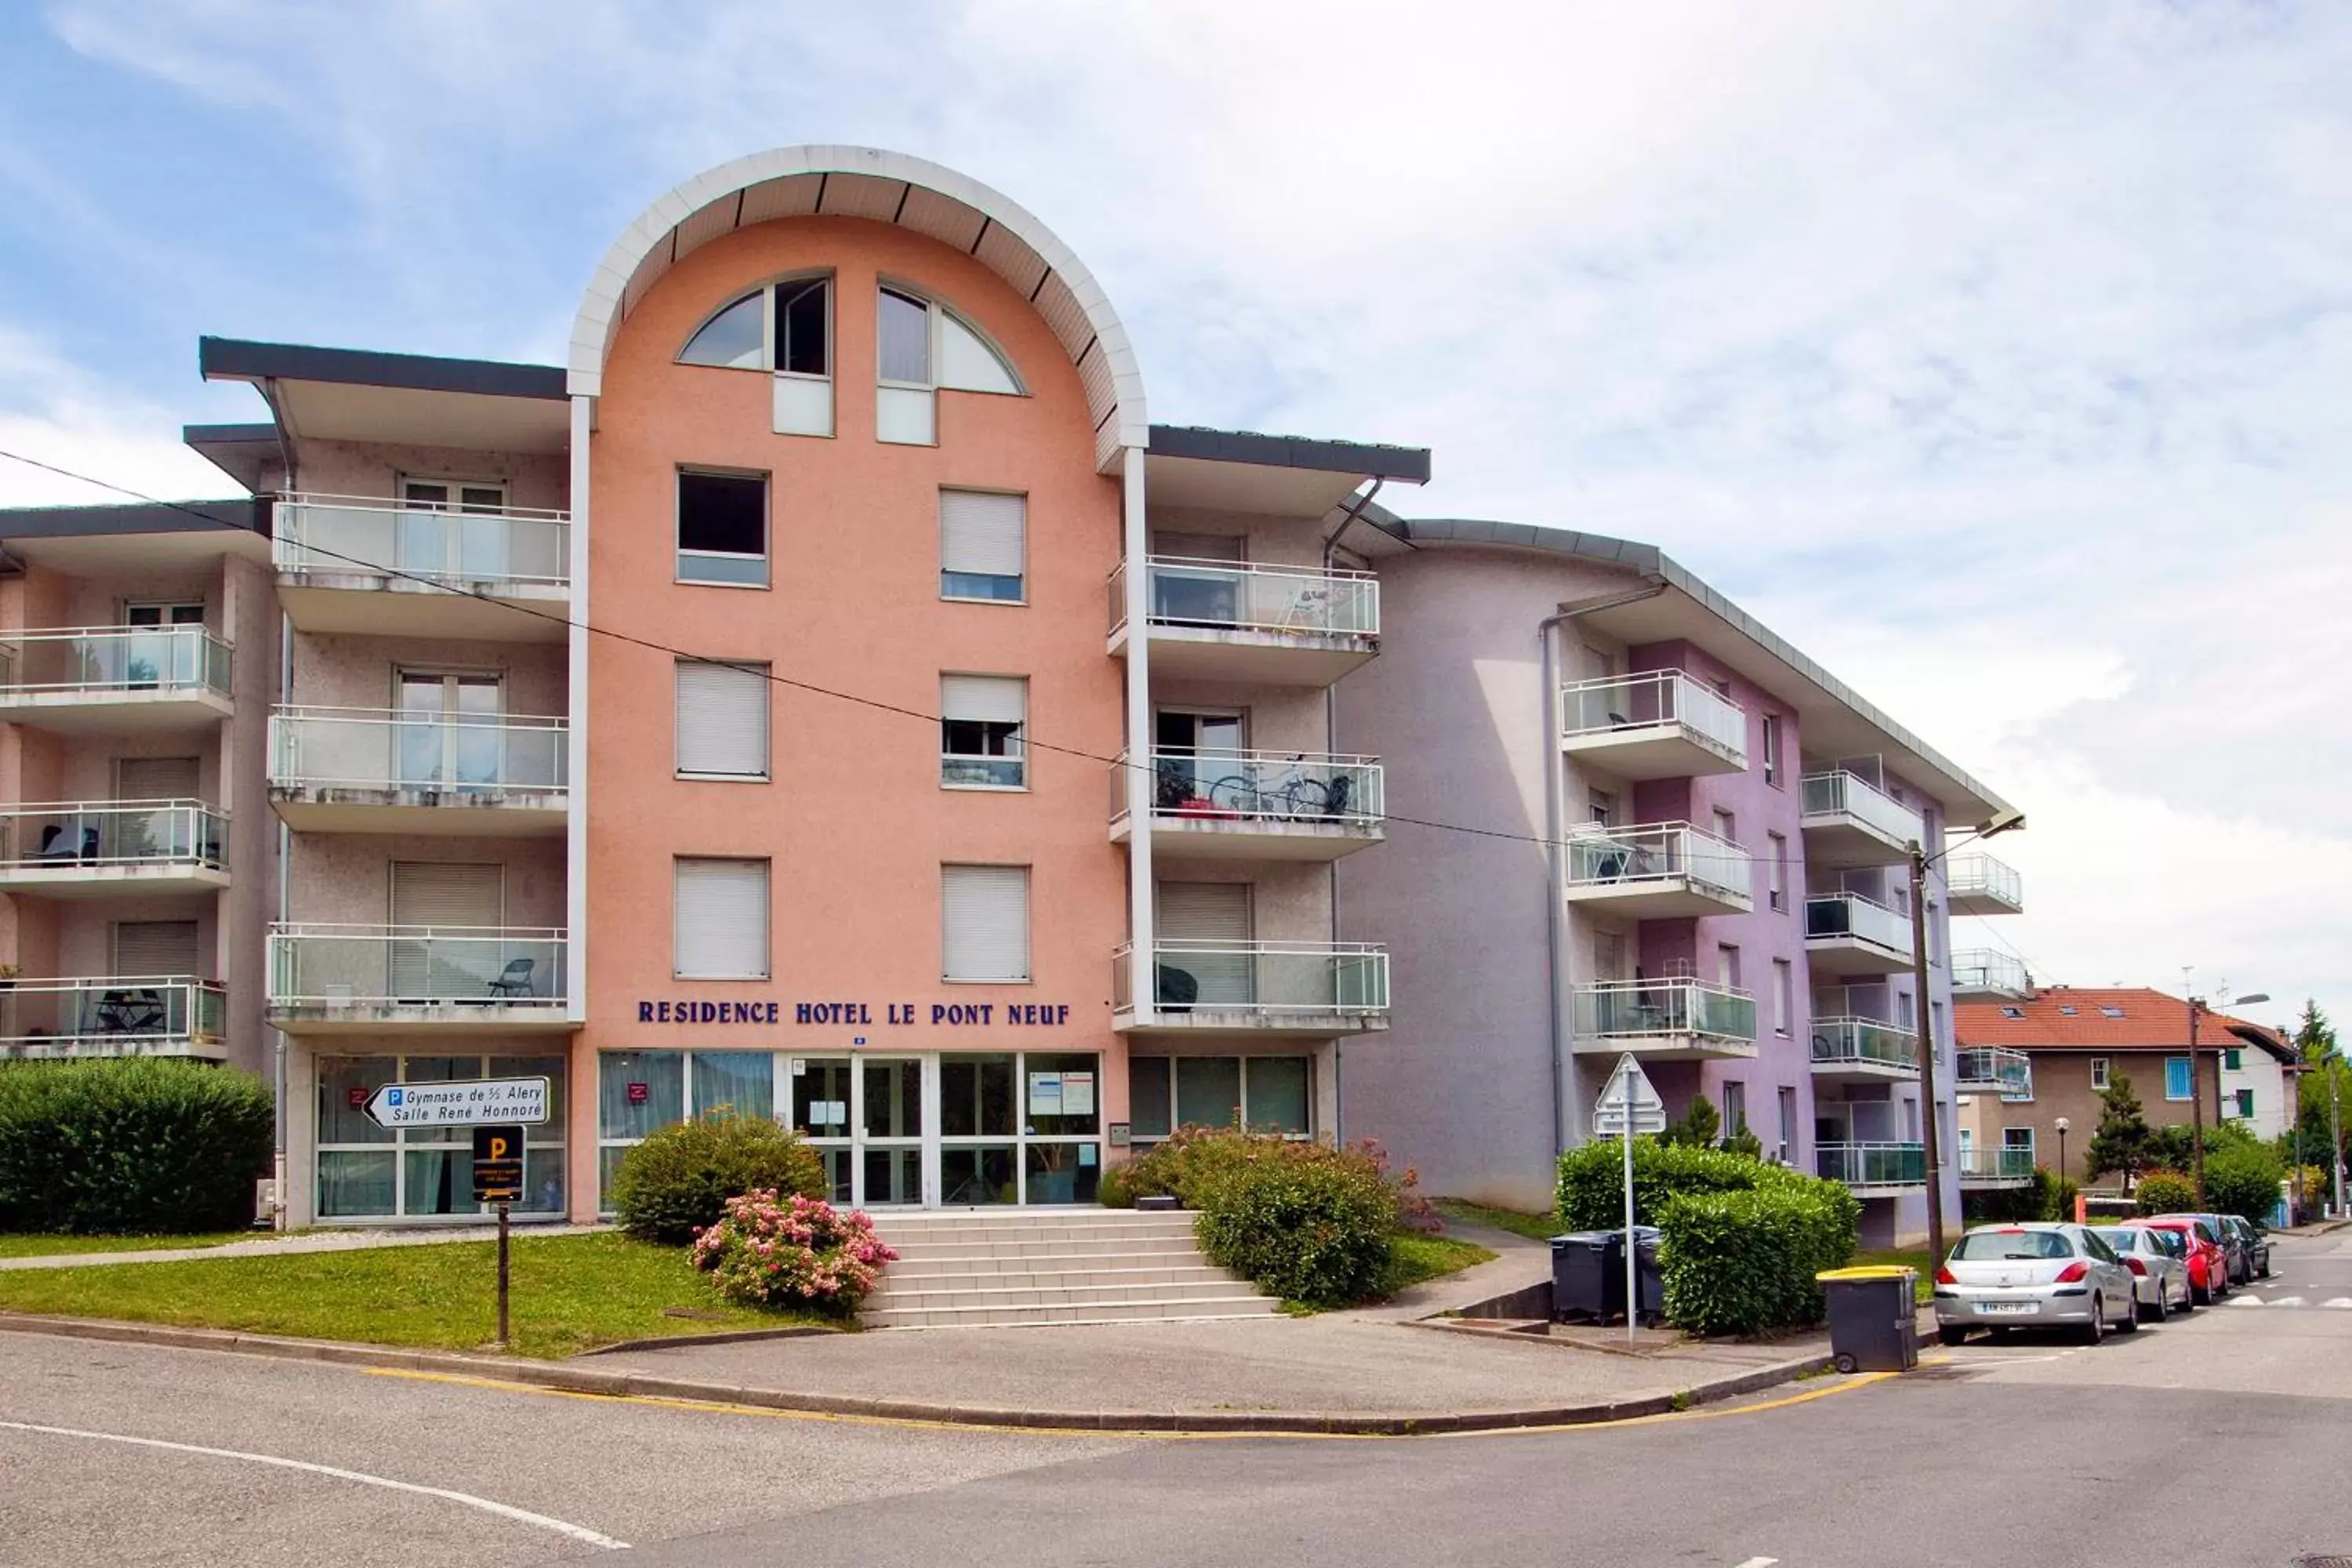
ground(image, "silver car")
xmin=2092 ymin=1224 xmax=2194 ymax=1322
xmin=1933 ymin=1222 xmax=2140 ymax=1345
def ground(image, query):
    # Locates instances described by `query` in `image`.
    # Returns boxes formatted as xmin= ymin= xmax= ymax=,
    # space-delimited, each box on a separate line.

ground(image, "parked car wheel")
xmin=2190 ymin=1280 xmax=2212 ymax=1306
xmin=2142 ymin=1287 xmax=2169 ymax=1324
xmin=1937 ymin=1326 xmax=1969 ymax=1347
xmin=2258 ymin=1253 xmax=2273 ymax=1279
xmin=2080 ymin=1297 xmax=2107 ymax=1345
xmin=2116 ymin=1297 xmax=2140 ymax=1334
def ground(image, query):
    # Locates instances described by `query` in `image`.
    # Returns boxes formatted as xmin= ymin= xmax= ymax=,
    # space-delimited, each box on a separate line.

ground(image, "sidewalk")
xmin=0 ymin=1223 xmax=604 ymax=1272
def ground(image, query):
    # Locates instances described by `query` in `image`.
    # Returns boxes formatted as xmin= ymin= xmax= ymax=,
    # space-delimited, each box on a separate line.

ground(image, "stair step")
xmin=883 ymin=1236 xmax=1203 ymax=1261
xmin=875 ymin=1218 xmax=1196 ymax=1240
xmin=864 ymin=1295 xmax=1282 ymax=1330
xmin=880 ymin=1261 xmax=1233 ymax=1287
xmin=870 ymin=1279 xmax=1258 ymax=1312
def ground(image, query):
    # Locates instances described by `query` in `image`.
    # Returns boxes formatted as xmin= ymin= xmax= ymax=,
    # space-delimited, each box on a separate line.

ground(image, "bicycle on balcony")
xmin=1202 ymin=760 xmax=1352 ymax=821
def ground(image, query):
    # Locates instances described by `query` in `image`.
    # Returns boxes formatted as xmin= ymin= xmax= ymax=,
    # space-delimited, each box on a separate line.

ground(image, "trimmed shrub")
xmin=612 ymin=1111 xmax=828 ymax=1244
xmin=1557 ymin=1138 xmax=1781 ymax=1230
xmin=1190 ymin=1138 xmax=1400 ymax=1306
xmin=2205 ymin=1142 xmax=2285 ymax=1225
xmin=1655 ymin=1185 xmax=1858 ymax=1337
xmin=2135 ymin=1171 xmax=2198 ymax=1216
xmin=0 ymin=1058 xmax=274 ymax=1234
xmin=691 ymin=1189 xmax=897 ymax=1311
xmin=1962 ymin=1167 xmax=2071 ymax=1225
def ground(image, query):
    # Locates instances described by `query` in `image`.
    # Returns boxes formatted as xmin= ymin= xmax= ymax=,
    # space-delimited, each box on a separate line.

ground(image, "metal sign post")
xmin=471 ymin=1123 xmax=527 ymax=1348
xmin=1592 ymin=1053 xmax=1667 ymax=1343
xmin=365 ymin=1080 xmax=545 ymax=1348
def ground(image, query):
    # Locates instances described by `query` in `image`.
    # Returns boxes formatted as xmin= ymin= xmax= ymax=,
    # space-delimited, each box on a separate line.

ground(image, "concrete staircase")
xmin=862 ymin=1209 xmax=1278 ymax=1329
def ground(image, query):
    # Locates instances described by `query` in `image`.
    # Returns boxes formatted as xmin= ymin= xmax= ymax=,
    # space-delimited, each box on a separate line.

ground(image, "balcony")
xmin=0 ymin=977 xmax=227 ymax=1061
xmin=1112 ymin=940 xmax=1389 ymax=1036
xmin=1946 ymin=852 xmax=2024 ymax=917
xmin=1559 ymin=670 xmax=1747 ymax=780
xmin=267 ymin=924 xmax=570 ymax=1035
xmin=1817 ymin=1142 xmax=1926 ymax=1192
xmin=0 ymin=801 xmax=229 ymax=898
xmin=1111 ymin=752 xmax=1383 ymax=862
xmin=1958 ymin=1145 xmax=2035 ymax=1189
xmin=1572 ymin=977 xmax=1759 ymax=1062
xmin=0 ymin=626 xmax=233 ymax=734
xmin=1108 ymin=557 xmax=1379 ymax=685
xmin=1954 ymin=1046 xmax=2033 ymax=1098
xmin=270 ymin=707 xmax=568 ymax=835
xmin=1562 ymin=822 xmax=1752 ymax=917
xmin=1798 ymin=770 xmax=1924 ymax=868
xmin=1809 ymin=1017 xmax=1920 ymax=1083
xmin=1951 ymin=949 xmax=2031 ymax=1000
xmin=1803 ymin=892 xmax=1913 ymax=976
xmin=273 ymin=493 xmax=571 ymax=644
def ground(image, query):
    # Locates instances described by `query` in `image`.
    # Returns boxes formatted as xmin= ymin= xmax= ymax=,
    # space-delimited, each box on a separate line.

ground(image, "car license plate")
xmin=1976 ymin=1302 xmax=2032 ymax=1315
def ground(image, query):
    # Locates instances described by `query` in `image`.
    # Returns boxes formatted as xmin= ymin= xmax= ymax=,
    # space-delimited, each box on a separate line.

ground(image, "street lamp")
xmin=2187 ymin=985 xmax=2270 ymax=1208
xmin=1910 ymin=806 xmax=2026 ymax=1269
xmin=2054 ymin=1116 xmax=2070 ymax=1183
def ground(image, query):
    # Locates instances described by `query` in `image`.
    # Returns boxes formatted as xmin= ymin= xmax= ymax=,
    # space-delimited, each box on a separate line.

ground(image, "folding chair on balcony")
xmin=486 ymin=958 xmax=537 ymax=1000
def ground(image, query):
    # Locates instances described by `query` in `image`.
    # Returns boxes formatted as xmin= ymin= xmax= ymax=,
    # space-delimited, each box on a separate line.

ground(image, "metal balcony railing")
xmin=1558 ymin=670 xmax=1748 ymax=765
xmin=1573 ymin=977 xmax=1759 ymax=1044
xmin=1109 ymin=557 xmax=1380 ymax=640
xmin=268 ymin=924 xmax=568 ymax=1011
xmin=1112 ymin=940 xmax=1389 ymax=1016
xmin=270 ymin=707 xmax=568 ymax=794
xmin=0 ymin=976 xmax=226 ymax=1056
xmin=274 ymin=492 xmax=571 ymax=591
xmin=0 ymin=800 xmax=225 ymax=869
xmin=1947 ymin=852 xmax=2024 ymax=907
xmin=1817 ymin=1142 xmax=1927 ymax=1188
xmin=1805 ymin=891 xmax=1912 ymax=953
xmin=1958 ymin=1146 xmax=2036 ymax=1181
xmin=0 ymin=625 xmax=231 ymax=699
xmin=1564 ymin=821 xmax=1751 ymax=903
xmin=1809 ymin=1017 xmax=1918 ymax=1073
xmin=1955 ymin=1046 xmax=2034 ymax=1098
xmin=1799 ymin=770 xmax=1925 ymax=848
xmin=1118 ymin=750 xmax=1385 ymax=826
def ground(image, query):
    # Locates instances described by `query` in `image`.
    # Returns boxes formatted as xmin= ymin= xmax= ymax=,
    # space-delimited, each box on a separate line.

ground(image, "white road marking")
xmin=0 ymin=1419 xmax=629 ymax=1549
xmin=1732 ymin=1558 xmax=1780 ymax=1567
xmin=2227 ymin=1295 xmax=2265 ymax=1307
xmin=2269 ymin=1297 xmax=2308 ymax=1308
xmin=2324 ymin=1298 xmax=2352 ymax=1309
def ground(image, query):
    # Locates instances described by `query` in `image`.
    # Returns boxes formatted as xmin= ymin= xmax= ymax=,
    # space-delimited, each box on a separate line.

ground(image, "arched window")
xmin=876 ymin=283 xmax=1024 ymax=445
xmin=677 ymin=275 xmax=833 ymax=437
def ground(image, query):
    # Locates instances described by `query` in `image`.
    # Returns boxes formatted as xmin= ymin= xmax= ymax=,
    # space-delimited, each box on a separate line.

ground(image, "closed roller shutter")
xmin=939 ymin=491 xmax=1025 ymax=586
xmin=1156 ymin=882 xmax=1252 ymax=1006
xmin=116 ymin=757 xmax=198 ymax=800
xmin=390 ymin=862 xmax=504 ymax=998
xmin=675 ymin=660 xmax=770 ymax=778
xmin=938 ymin=673 xmax=1025 ymax=724
xmin=674 ymin=858 xmax=771 ymax=980
xmin=941 ymin=865 xmax=1029 ymax=982
xmin=113 ymin=920 xmax=200 ymax=978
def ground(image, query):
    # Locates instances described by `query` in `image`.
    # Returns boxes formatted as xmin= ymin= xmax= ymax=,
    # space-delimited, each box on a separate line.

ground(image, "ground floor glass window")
xmin=316 ymin=1053 xmax=567 ymax=1219
xmin=1127 ymin=1054 xmax=1312 ymax=1142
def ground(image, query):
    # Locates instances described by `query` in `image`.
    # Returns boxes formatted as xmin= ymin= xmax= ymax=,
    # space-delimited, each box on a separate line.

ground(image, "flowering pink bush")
xmin=689 ymin=1189 xmax=898 ymax=1312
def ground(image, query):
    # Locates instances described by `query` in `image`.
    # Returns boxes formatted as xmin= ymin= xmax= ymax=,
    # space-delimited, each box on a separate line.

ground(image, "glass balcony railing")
xmin=1958 ymin=1146 xmax=2036 ymax=1181
xmin=0 ymin=976 xmax=226 ymax=1057
xmin=1947 ymin=852 xmax=2024 ymax=910
xmin=1558 ymin=670 xmax=1748 ymax=766
xmin=1955 ymin=1046 xmax=2034 ymax=1098
xmin=1109 ymin=557 xmax=1380 ymax=640
xmin=1564 ymin=822 xmax=1751 ymax=904
xmin=0 ymin=625 xmax=231 ymax=700
xmin=1112 ymin=941 xmax=1389 ymax=1017
xmin=274 ymin=493 xmax=571 ymax=591
xmin=1573 ymin=978 xmax=1758 ymax=1044
xmin=0 ymin=800 xmax=225 ymax=871
xmin=270 ymin=707 xmax=568 ymax=794
xmin=1951 ymin=949 xmax=2031 ymax=996
xmin=1798 ymin=770 xmax=1925 ymax=848
xmin=1119 ymin=750 xmax=1385 ymax=826
xmin=268 ymin=925 xmax=568 ymax=1012
xmin=1805 ymin=892 xmax=1912 ymax=953
xmin=1809 ymin=1017 xmax=1918 ymax=1073
xmin=1817 ymin=1142 xmax=1926 ymax=1188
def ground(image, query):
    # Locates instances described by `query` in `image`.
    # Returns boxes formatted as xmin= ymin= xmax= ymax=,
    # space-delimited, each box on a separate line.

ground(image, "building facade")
xmin=0 ymin=147 xmax=2014 ymax=1243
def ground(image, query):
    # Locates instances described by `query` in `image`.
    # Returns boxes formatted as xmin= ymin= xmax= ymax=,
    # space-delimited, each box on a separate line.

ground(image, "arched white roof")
xmin=568 ymin=145 xmax=1147 ymax=470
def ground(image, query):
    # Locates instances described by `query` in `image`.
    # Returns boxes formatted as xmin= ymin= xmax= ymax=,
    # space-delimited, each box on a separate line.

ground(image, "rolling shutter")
xmin=674 ymin=858 xmax=771 ymax=980
xmin=938 ymin=674 xmax=1025 ymax=725
xmin=113 ymin=920 xmax=199 ymax=978
xmin=390 ymin=862 xmax=504 ymax=997
xmin=675 ymin=659 xmax=771 ymax=778
xmin=941 ymin=865 xmax=1029 ymax=982
xmin=117 ymin=757 xmax=198 ymax=800
xmin=939 ymin=490 xmax=1025 ymax=582
xmin=1156 ymin=882 xmax=1252 ymax=1005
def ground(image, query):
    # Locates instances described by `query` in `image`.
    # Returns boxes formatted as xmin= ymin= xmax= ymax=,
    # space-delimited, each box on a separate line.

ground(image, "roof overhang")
xmin=0 ymin=499 xmax=271 ymax=571
xmin=182 ymin=422 xmax=281 ymax=493
xmin=1361 ymin=512 xmax=2015 ymax=823
xmin=199 ymin=337 xmax=569 ymax=456
xmin=1145 ymin=424 xmax=1429 ymax=517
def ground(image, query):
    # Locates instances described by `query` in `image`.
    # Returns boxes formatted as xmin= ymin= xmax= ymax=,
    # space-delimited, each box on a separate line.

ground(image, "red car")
xmin=2133 ymin=1217 xmax=2230 ymax=1305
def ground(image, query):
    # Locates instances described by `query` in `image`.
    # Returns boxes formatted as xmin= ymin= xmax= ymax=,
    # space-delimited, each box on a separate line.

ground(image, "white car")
xmin=2092 ymin=1224 xmax=2194 ymax=1322
xmin=1933 ymin=1222 xmax=2140 ymax=1346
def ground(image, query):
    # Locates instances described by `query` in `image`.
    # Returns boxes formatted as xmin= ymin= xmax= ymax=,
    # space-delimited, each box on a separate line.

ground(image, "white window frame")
xmin=939 ymin=674 xmax=1027 ymax=792
xmin=1761 ymin=712 xmax=1783 ymax=788
xmin=2090 ymin=1057 xmax=2111 ymax=1091
xmin=1772 ymin=959 xmax=1794 ymax=1038
xmin=672 ymin=857 xmax=771 ymax=981
xmin=941 ymin=863 xmax=1032 ymax=983
xmin=673 ymin=658 xmax=772 ymax=782
xmin=318 ymin=1051 xmax=568 ymax=1222
xmin=1126 ymin=1054 xmax=1316 ymax=1143
xmin=675 ymin=466 xmax=771 ymax=589
xmin=938 ymin=488 xmax=1029 ymax=605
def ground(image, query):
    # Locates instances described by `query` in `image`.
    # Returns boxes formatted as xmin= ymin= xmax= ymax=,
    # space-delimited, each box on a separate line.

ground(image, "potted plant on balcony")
xmin=0 ymin=963 xmax=19 ymax=992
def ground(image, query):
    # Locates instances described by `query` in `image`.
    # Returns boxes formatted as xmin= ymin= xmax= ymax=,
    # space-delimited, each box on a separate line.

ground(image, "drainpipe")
xmin=270 ymin=433 xmax=296 ymax=1231
xmin=1541 ymin=583 xmax=1669 ymax=1159
xmin=1321 ymin=480 xmax=1383 ymax=1149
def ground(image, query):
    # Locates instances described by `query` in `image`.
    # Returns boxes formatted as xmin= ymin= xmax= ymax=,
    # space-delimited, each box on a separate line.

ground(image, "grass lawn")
xmin=1432 ymin=1198 xmax=1560 ymax=1243
xmin=0 ymin=1232 xmax=837 ymax=1358
xmin=1853 ymin=1248 xmax=1936 ymax=1305
xmin=0 ymin=1232 xmax=262 ymax=1260
xmin=1377 ymin=1232 xmax=1498 ymax=1296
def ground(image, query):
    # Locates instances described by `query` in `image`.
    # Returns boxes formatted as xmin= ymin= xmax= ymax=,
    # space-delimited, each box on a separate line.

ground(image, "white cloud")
xmin=0 ymin=326 xmax=239 ymax=505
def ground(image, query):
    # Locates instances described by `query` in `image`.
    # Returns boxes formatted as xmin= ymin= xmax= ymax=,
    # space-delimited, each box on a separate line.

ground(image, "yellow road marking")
xmin=365 ymin=1363 xmax=1898 ymax=1443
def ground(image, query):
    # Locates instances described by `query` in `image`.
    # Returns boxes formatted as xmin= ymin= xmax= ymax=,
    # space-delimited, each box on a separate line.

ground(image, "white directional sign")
xmin=1592 ymin=1052 xmax=1668 ymax=1137
xmin=364 ymin=1076 xmax=550 ymax=1131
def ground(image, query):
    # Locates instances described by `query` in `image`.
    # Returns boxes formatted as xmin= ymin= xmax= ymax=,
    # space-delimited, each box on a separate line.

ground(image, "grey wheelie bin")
xmin=1816 ymin=1265 xmax=1918 ymax=1373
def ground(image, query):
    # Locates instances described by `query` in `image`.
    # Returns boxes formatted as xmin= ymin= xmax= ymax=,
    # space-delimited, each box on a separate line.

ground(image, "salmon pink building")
xmin=0 ymin=146 xmax=2019 ymax=1247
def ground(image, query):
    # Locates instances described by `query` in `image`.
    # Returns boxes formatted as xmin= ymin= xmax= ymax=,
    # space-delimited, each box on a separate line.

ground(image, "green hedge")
xmin=2135 ymin=1171 xmax=2198 ymax=1216
xmin=2205 ymin=1142 xmax=2285 ymax=1225
xmin=1557 ymin=1138 xmax=1796 ymax=1229
xmin=0 ymin=1059 xmax=274 ymax=1234
xmin=1962 ymin=1166 xmax=2073 ymax=1224
xmin=610 ymin=1112 xmax=829 ymax=1244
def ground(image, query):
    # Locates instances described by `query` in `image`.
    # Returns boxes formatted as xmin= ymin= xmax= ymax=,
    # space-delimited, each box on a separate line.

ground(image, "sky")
xmin=0 ymin=1 xmax=2344 ymax=1035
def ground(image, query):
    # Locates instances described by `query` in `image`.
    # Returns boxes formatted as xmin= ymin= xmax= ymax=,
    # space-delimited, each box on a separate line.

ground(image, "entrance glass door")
xmin=858 ymin=1057 xmax=925 ymax=1207
xmin=788 ymin=1056 xmax=855 ymax=1203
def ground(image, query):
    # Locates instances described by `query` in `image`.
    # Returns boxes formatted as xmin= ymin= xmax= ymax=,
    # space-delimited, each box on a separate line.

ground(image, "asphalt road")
xmin=5 ymin=1230 xmax=2352 ymax=1567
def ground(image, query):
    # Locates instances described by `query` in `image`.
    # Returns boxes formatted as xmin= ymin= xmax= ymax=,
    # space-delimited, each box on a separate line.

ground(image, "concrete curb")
xmin=0 ymin=1309 xmax=1835 ymax=1436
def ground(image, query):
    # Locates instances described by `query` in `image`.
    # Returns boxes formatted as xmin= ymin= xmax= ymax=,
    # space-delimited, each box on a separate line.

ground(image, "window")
xmin=677 ymin=277 xmax=833 ymax=437
xmin=877 ymin=284 xmax=1024 ymax=445
xmin=2223 ymin=1047 xmax=2244 ymax=1072
xmin=325 ymin=1053 xmax=568 ymax=1219
xmin=939 ymin=489 xmax=1026 ymax=602
xmin=114 ymin=919 xmax=200 ymax=976
xmin=1588 ymin=789 xmax=1616 ymax=827
xmin=673 ymin=858 xmax=771 ymax=980
xmin=2000 ymin=1005 xmax=2024 ymax=1019
xmin=597 ymin=1049 xmax=762 ymax=1203
xmin=2002 ymin=1127 xmax=2034 ymax=1158
xmin=942 ymin=864 xmax=1030 ymax=982
xmin=1128 ymin=1055 xmax=1312 ymax=1140
xmin=1898 ymin=991 xmax=1915 ymax=1030
xmin=2059 ymin=1004 xmax=2078 ymax=1016
xmin=2099 ymin=1005 xmax=2125 ymax=1018
xmin=2234 ymin=1089 xmax=2256 ymax=1119
xmin=1761 ymin=713 xmax=1783 ymax=786
xmin=940 ymin=675 xmax=1026 ymax=789
xmin=677 ymin=470 xmax=768 ymax=586
xmin=2090 ymin=1057 xmax=2111 ymax=1091
xmin=1722 ymin=1080 xmax=1748 ymax=1136
xmin=1772 ymin=960 xmax=1794 ymax=1037
xmin=1711 ymin=808 xmax=1737 ymax=846
xmin=1931 ymin=1000 xmax=1946 ymax=1064
xmin=2164 ymin=1054 xmax=2193 ymax=1101
xmin=1777 ymin=1086 xmax=1797 ymax=1163
xmin=674 ymin=659 xmax=770 ymax=779
xmin=1717 ymin=943 xmax=1741 ymax=991
xmin=1766 ymin=833 xmax=1788 ymax=912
